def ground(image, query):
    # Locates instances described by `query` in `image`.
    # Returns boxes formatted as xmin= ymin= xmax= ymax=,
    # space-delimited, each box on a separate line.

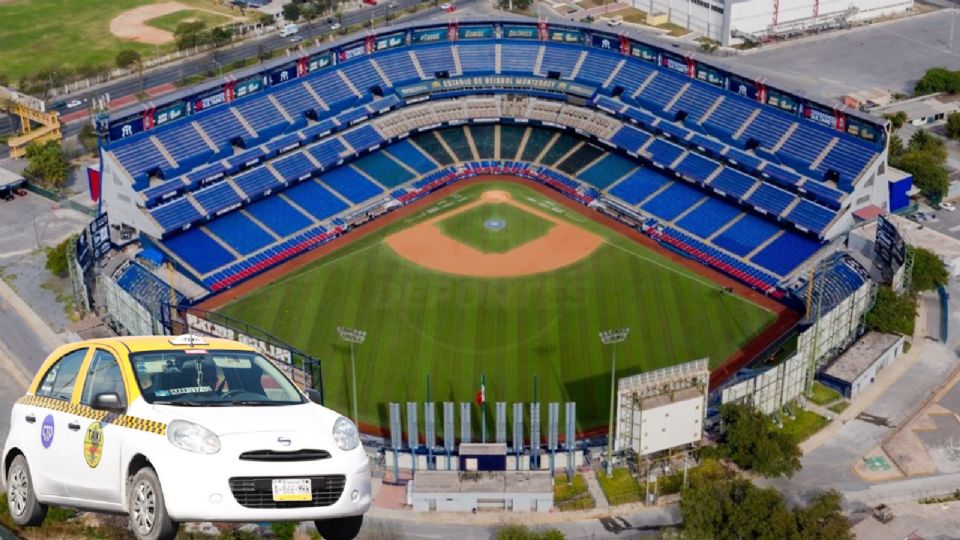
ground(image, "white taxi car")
xmin=2 ymin=335 xmax=371 ymax=540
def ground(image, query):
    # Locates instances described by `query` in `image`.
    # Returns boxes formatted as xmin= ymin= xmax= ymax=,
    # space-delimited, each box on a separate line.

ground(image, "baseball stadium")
xmin=92 ymin=19 xmax=905 ymax=434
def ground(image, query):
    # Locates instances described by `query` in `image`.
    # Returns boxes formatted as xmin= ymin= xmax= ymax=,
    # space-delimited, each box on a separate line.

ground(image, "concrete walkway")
xmin=582 ymin=469 xmax=610 ymax=509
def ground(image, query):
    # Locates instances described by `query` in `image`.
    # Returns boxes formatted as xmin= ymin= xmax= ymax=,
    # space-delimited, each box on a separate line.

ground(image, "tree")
xmin=882 ymin=111 xmax=908 ymax=131
xmin=908 ymin=129 xmax=946 ymax=162
xmin=45 ymin=236 xmax=73 ymax=278
xmin=893 ymin=150 xmax=948 ymax=201
xmin=794 ymin=490 xmax=854 ymax=540
xmin=282 ymin=2 xmax=302 ymax=22
xmin=208 ymin=26 xmax=234 ymax=47
xmin=888 ymin=133 xmax=905 ymax=160
xmin=23 ymin=140 xmax=69 ymax=189
xmin=681 ymin=479 xmax=852 ymax=540
xmin=78 ymin=122 xmax=98 ymax=154
xmin=301 ymin=2 xmax=318 ymax=26
xmin=718 ymin=403 xmax=802 ymax=478
xmin=258 ymin=13 xmax=276 ymax=26
xmin=915 ymin=67 xmax=960 ymax=96
xmin=174 ymin=20 xmax=208 ymax=49
xmin=947 ymin=112 xmax=960 ymax=140
xmin=866 ymin=286 xmax=917 ymax=336
xmin=115 ymin=49 xmax=142 ymax=70
xmin=910 ymin=246 xmax=949 ymax=293
xmin=495 ymin=525 xmax=565 ymax=540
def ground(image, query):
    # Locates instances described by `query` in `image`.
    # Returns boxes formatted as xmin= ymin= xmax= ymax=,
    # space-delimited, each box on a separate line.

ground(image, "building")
xmin=819 ymin=332 xmax=905 ymax=398
xmin=631 ymin=0 xmax=913 ymax=46
xmin=410 ymin=470 xmax=553 ymax=512
xmin=874 ymin=94 xmax=960 ymax=127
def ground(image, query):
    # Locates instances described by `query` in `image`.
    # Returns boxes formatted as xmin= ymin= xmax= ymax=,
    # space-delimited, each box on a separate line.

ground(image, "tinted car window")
xmin=81 ymin=349 xmax=127 ymax=408
xmin=36 ymin=348 xmax=87 ymax=401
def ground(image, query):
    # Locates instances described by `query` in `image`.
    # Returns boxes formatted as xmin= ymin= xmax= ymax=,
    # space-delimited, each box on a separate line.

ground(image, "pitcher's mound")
xmin=481 ymin=190 xmax=512 ymax=203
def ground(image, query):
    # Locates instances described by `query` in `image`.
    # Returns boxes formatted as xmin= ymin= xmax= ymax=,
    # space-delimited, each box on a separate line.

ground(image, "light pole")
xmin=600 ymin=327 xmax=629 ymax=477
xmin=337 ymin=326 xmax=366 ymax=426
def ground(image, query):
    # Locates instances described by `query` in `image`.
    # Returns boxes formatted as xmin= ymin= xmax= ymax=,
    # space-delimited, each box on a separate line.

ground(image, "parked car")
xmin=65 ymin=99 xmax=82 ymax=109
xmin=873 ymin=504 xmax=894 ymax=524
xmin=440 ymin=2 xmax=452 ymax=10
xmin=937 ymin=201 xmax=956 ymax=211
xmin=3 ymin=335 xmax=371 ymax=540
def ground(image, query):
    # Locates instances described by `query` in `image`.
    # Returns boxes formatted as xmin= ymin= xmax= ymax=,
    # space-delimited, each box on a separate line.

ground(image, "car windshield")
xmin=131 ymin=350 xmax=305 ymax=406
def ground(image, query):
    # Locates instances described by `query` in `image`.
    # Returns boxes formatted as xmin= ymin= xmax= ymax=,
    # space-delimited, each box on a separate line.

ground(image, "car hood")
xmin=150 ymin=402 xmax=342 ymax=436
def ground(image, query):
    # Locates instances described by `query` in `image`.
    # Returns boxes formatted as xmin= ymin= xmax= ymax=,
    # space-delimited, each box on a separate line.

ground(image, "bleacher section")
xmin=115 ymin=262 xmax=185 ymax=314
xmin=103 ymin=37 xmax=885 ymax=298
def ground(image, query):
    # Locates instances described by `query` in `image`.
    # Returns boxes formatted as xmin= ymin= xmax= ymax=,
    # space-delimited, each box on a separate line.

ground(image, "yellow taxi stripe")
xmin=17 ymin=395 xmax=166 ymax=436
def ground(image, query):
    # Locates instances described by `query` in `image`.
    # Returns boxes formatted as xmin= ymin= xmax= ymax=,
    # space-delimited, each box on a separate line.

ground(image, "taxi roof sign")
xmin=169 ymin=334 xmax=209 ymax=346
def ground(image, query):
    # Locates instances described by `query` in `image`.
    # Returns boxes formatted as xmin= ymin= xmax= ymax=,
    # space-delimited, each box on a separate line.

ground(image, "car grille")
xmin=238 ymin=449 xmax=332 ymax=462
xmin=228 ymin=475 xmax=346 ymax=509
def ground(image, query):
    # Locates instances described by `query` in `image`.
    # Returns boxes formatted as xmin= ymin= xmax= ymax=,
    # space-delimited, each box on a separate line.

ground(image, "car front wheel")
xmin=127 ymin=467 xmax=178 ymax=540
xmin=315 ymin=515 xmax=364 ymax=540
xmin=6 ymin=455 xmax=47 ymax=527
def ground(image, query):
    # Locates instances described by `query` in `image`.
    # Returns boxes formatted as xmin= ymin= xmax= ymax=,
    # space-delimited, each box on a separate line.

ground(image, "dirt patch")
xmin=385 ymin=191 xmax=603 ymax=277
xmin=109 ymin=2 xmax=238 ymax=45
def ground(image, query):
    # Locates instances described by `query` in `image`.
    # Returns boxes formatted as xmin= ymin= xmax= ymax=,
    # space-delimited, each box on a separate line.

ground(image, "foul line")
xmin=603 ymin=240 xmax=768 ymax=311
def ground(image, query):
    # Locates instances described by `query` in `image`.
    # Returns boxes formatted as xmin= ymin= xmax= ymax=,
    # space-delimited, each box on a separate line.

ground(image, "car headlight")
xmin=332 ymin=416 xmax=360 ymax=451
xmin=166 ymin=420 xmax=220 ymax=454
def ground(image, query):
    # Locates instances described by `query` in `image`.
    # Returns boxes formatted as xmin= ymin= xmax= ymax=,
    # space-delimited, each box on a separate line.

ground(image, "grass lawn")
xmin=145 ymin=9 xmax=232 ymax=33
xmin=828 ymin=401 xmax=849 ymax=414
xmin=596 ymin=468 xmax=640 ymax=506
xmin=808 ymin=381 xmax=842 ymax=406
xmin=657 ymin=22 xmax=690 ymax=37
xmin=436 ymin=203 xmax=554 ymax=253
xmin=217 ymin=181 xmax=777 ymax=431
xmin=618 ymin=7 xmax=648 ymax=24
xmin=777 ymin=409 xmax=829 ymax=442
xmin=554 ymin=474 xmax=595 ymax=511
xmin=0 ymin=0 xmax=243 ymax=81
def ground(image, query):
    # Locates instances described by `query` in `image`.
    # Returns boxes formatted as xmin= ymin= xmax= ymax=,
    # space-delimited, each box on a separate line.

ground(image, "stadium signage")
xmin=695 ymin=65 xmax=723 ymax=87
xmin=399 ymin=75 xmax=594 ymax=97
xmin=503 ymin=25 xmax=538 ymax=39
xmin=339 ymin=43 xmax=367 ymax=61
xmin=726 ymin=74 xmax=761 ymax=101
xmin=153 ymin=102 xmax=187 ymax=127
xmin=185 ymin=313 xmax=294 ymax=366
xmin=847 ymin=116 xmax=880 ymax=143
xmin=547 ymin=29 xmax=583 ymax=43
xmin=109 ymin=117 xmax=143 ymax=140
xmin=233 ymin=76 xmax=263 ymax=99
xmin=308 ymin=52 xmax=333 ymax=72
xmin=194 ymin=90 xmax=227 ymax=112
xmin=375 ymin=32 xmax=405 ymax=51
xmin=628 ymin=43 xmax=658 ymax=63
xmin=412 ymin=27 xmax=447 ymax=43
xmin=270 ymin=63 xmax=298 ymax=85
xmin=458 ymin=26 xmax=493 ymax=39
xmin=591 ymin=34 xmax=617 ymax=51
xmin=766 ymin=89 xmax=798 ymax=114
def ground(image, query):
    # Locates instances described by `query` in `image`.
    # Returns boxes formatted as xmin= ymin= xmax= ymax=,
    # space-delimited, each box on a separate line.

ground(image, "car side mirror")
xmin=305 ymin=388 xmax=323 ymax=405
xmin=92 ymin=392 xmax=125 ymax=412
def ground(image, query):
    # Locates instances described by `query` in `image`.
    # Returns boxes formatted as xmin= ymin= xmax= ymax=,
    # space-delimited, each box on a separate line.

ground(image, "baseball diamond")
xmin=207 ymin=179 xmax=785 ymax=433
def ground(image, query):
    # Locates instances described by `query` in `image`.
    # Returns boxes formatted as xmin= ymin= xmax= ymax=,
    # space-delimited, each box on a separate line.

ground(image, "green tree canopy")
xmin=718 ymin=403 xmax=802 ymax=478
xmin=45 ymin=236 xmax=73 ymax=278
xmin=915 ymin=67 xmax=960 ymax=95
xmin=947 ymin=112 xmax=960 ymax=140
xmin=866 ymin=286 xmax=917 ymax=336
xmin=910 ymin=246 xmax=949 ymax=293
xmin=175 ymin=21 xmax=208 ymax=49
xmin=889 ymin=129 xmax=949 ymax=201
xmin=24 ymin=140 xmax=69 ymax=189
xmin=883 ymin=111 xmax=908 ymax=131
xmin=115 ymin=49 xmax=142 ymax=69
xmin=282 ymin=2 xmax=302 ymax=22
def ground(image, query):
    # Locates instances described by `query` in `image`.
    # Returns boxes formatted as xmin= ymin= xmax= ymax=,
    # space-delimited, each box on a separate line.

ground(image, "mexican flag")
xmin=475 ymin=374 xmax=485 ymax=406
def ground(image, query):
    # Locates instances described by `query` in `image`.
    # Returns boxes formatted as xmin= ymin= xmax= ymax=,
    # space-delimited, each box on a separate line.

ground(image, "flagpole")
xmin=481 ymin=373 xmax=486 ymax=444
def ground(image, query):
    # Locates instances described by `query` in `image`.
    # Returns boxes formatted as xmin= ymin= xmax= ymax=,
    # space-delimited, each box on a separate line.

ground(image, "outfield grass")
xmin=218 ymin=182 xmax=777 ymax=431
xmin=436 ymin=203 xmax=554 ymax=253
xmin=145 ymin=9 xmax=232 ymax=33
xmin=0 ymin=0 xmax=243 ymax=81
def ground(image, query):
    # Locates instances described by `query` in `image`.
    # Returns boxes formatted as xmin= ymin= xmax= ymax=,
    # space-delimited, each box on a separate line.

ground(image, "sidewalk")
xmin=800 ymin=295 xmax=930 ymax=455
xmin=581 ymin=469 xmax=610 ymax=509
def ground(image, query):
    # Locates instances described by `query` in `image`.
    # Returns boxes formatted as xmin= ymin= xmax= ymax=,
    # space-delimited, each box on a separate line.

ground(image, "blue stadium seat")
xmin=309 ymin=138 xmax=347 ymax=168
xmin=375 ymin=49 xmax=421 ymax=84
xmin=539 ymin=45 xmax=581 ymax=78
xmin=641 ymin=182 xmax=705 ymax=220
xmin=307 ymin=72 xmax=356 ymax=110
xmin=671 ymin=82 xmax=719 ymax=122
xmin=740 ymin=109 xmax=793 ymax=150
xmin=233 ymin=96 xmax=289 ymax=142
xmin=611 ymin=125 xmax=651 ymax=154
xmin=164 ymin=228 xmax=236 ymax=275
xmin=702 ymin=95 xmax=754 ymax=140
xmin=576 ymin=50 xmax=620 ymax=86
xmin=151 ymin=198 xmax=202 ymax=232
xmin=709 ymin=169 xmax=756 ymax=199
xmin=750 ymin=231 xmax=822 ymax=276
xmin=245 ymin=195 xmax=313 ymax=237
xmin=273 ymin=152 xmax=316 ymax=182
xmin=646 ymin=138 xmax=685 ymax=167
xmin=116 ymin=262 xmax=185 ymax=313
xmin=194 ymin=181 xmax=242 ymax=214
xmin=283 ymin=180 xmax=349 ymax=220
xmin=341 ymin=58 xmax=387 ymax=93
xmin=787 ymin=199 xmax=836 ymax=233
xmin=342 ymin=125 xmax=383 ymax=153
xmin=499 ymin=43 xmax=540 ymax=74
xmin=610 ymin=62 xmax=656 ymax=93
xmin=272 ymin=81 xmax=321 ymax=117
xmin=319 ymin=166 xmax=384 ymax=204
xmin=234 ymin=167 xmax=282 ymax=198
xmin=578 ymin=154 xmax=635 ymax=189
xmin=747 ymin=183 xmax=795 ymax=215
xmin=385 ymin=139 xmax=436 ymax=174
xmin=675 ymin=153 xmax=720 ymax=184
xmin=636 ymin=71 xmax=686 ymax=112
xmin=675 ymin=198 xmax=741 ymax=238
xmin=713 ymin=214 xmax=780 ymax=256
xmin=609 ymin=167 xmax=671 ymax=204
xmin=195 ymin=107 xmax=253 ymax=150
xmin=414 ymin=45 xmax=457 ymax=75
xmin=205 ymin=211 xmax=275 ymax=255
xmin=353 ymin=152 xmax=413 ymax=187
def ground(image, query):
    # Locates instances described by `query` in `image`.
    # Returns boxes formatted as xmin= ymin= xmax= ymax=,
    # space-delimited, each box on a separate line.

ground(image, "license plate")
xmin=271 ymin=479 xmax=312 ymax=502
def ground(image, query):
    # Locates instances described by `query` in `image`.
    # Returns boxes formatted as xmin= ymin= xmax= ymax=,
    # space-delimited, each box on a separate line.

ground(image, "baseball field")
xmin=213 ymin=179 xmax=781 ymax=432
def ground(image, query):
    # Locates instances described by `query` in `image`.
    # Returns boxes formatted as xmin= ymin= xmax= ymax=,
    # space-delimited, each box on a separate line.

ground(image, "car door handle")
xmin=68 ymin=422 xmax=81 ymax=431
xmin=25 ymin=414 xmax=36 ymax=424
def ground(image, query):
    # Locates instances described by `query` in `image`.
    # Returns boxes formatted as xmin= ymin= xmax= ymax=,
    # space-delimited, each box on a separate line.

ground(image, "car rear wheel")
xmin=128 ymin=467 xmax=178 ymax=540
xmin=314 ymin=515 xmax=363 ymax=540
xmin=6 ymin=455 xmax=47 ymax=527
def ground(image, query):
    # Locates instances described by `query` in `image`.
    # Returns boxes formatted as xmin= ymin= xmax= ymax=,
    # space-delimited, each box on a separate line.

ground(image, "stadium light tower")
xmin=337 ymin=326 xmax=366 ymax=427
xmin=600 ymin=327 xmax=629 ymax=477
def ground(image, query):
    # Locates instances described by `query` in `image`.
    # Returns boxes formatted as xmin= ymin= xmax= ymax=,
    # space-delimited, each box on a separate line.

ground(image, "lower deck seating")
xmin=284 ymin=180 xmax=350 ymax=220
xmin=319 ymin=167 xmax=384 ymax=204
xmin=204 ymin=212 xmax=275 ymax=255
xmin=641 ymin=182 xmax=705 ymax=221
xmin=675 ymin=198 xmax=741 ymax=238
xmin=353 ymin=152 xmax=413 ymax=188
xmin=245 ymin=196 xmax=314 ymax=237
xmin=578 ymin=154 xmax=634 ymax=189
xmin=386 ymin=140 xmax=437 ymax=174
xmin=712 ymin=214 xmax=780 ymax=256
xmin=164 ymin=228 xmax=236 ymax=275
xmin=609 ymin=167 xmax=671 ymax=204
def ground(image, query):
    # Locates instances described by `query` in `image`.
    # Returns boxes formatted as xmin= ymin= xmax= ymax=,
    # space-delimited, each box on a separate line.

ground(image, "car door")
xmin=19 ymin=347 xmax=90 ymax=498
xmin=59 ymin=347 xmax=128 ymax=505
